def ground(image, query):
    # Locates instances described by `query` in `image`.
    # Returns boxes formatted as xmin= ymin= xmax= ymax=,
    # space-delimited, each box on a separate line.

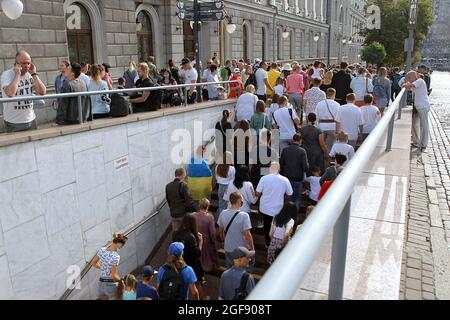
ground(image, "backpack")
xmin=233 ymin=272 xmax=250 ymax=300
xmin=109 ymin=93 xmax=130 ymax=117
xmin=391 ymin=74 xmax=402 ymax=92
xmin=372 ymin=78 xmax=387 ymax=99
xmin=157 ymin=264 xmax=186 ymax=300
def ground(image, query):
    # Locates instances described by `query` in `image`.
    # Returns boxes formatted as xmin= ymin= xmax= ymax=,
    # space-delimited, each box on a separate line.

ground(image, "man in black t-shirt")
xmin=129 ymin=62 xmax=156 ymax=112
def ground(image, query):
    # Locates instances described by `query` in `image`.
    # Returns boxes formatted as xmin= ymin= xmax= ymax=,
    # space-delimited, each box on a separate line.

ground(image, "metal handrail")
xmin=60 ymin=136 xmax=216 ymax=300
xmin=248 ymin=89 xmax=408 ymax=300
xmin=0 ymin=80 xmax=239 ymax=103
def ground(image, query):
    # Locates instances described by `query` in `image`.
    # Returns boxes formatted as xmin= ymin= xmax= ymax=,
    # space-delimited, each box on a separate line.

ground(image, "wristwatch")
xmin=31 ymin=73 xmax=38 ymax=77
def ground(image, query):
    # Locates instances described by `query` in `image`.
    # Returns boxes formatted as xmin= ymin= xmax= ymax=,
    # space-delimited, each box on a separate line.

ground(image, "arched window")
xmin=66 ymin=3 xmax=93 ymax=64
xmin=136 ymin=10 xmax=153 ymax=62
xmin=183 ymin=21 xmax=195 ymax=60
xmin=261 ymin=27 xmax=266 ymax=61
xmin=243 ymin=24 xmax=248 ymax=60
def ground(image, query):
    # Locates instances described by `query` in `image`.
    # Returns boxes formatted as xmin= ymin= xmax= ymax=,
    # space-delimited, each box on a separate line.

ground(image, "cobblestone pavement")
xmin=399 ymin=152 xmax=436 ymax=300
xmin=400 ymin=72 xmax=450 ymax=300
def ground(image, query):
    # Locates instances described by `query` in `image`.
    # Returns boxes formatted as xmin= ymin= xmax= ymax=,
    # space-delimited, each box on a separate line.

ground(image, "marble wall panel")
xmin=71 ymin=130 xmax=103 ymax=154
xmin=108 ymin=191 xmax=134 ymax=233
xmin=4 ymin=216 xmax=50 ymax=277
xmin=74 ymin=146 xmax=106 ymax=193
xmin=130 ymin=165 xmax=152 ymax=205
xmin=35 ymin=136 xmax=75 ymax=193
xmin=105 ymin=160 xmax=131 ymax=200
xmin=83 ymin=220 xmax=111 ymax=261
xmin=0 ymin=143 xmax=37 ymax=183
xmin=78 ymin=184 xmax=109 ymax=232
xmin=127 ymin=120 xmax=149 ymax=137
xmin=43 ymin=183 xmax=79 ymax=236
xmin=133 ymin=196 xmax=154 ymax=225
xmin=0 ymin=172 xmax=44 ymax=232
xmin=103 ymin=126 xmax=128 ymax=163
xmin=0 ymin=254 xmax=13 ymax=299
xmin=128 ymin=132 xmax=152 ymax=170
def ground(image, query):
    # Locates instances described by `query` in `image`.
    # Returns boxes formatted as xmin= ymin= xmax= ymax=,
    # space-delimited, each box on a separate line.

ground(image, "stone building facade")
xmin=0 ymin=0 xmax=366 ymax=128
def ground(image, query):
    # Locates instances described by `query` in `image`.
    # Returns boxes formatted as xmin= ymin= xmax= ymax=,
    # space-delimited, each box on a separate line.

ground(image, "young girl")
xmin=118 ymin=274 xmax=137 ymax=300
xmin=329 ymin=132 xmax=355 ymax=166
xmin=215 ymin=151 xmax=236 ymax=215
xmin=265 ymin=93 xmax=280 ymax=124
xmin=267 ymin=202 xmax=297 ymax=264
xmin=273 ymin=77 xmax=286 ymax=96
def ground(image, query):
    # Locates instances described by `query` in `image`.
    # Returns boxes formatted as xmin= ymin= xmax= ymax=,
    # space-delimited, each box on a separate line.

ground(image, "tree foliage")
xmin=361 ymin=42 xmax=387 ymax=66
xmin=362 ymin=0 xmax=433 ymax=66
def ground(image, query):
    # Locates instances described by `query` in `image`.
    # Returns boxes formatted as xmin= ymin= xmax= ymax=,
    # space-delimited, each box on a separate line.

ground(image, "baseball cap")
xmin=142 ymin=265 xmax=156 ymax=277
xmin=168 ymin=242 xmax=184 ymax=256
xmin=233 ymin=67 xmax=240 ymax=73
xmin=417 ymin=64 xmax=428 ymax=69
xmin=181 ymin=58 xmax=190 ymax=65
xmin=255 ymin=58 xmax=261 ymax=63
xmin=230 ymin=247 xmax=255 ymax=260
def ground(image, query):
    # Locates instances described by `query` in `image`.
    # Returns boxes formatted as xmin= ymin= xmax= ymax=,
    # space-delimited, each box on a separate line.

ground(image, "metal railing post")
xmin=328 ymin=196 xmax=351 ymax=300
xmin=184 ymin=86 xmax=188 ymax=106
xmin=385 ymin=113 xmax=395 ymax=151
xmin=77 ymin=96 xmax=83 ymax=125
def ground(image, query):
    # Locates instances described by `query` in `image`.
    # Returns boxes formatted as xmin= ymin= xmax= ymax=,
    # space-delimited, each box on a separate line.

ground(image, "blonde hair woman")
xmin=372 ymin=67 xmax=392 ymax=115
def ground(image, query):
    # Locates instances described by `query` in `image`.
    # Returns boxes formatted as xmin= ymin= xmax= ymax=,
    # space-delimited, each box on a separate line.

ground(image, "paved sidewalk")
xmin=399 ymin=152 xmax=436 ymax=300
xmin=400 ymin=109 xmax=450 ymax=300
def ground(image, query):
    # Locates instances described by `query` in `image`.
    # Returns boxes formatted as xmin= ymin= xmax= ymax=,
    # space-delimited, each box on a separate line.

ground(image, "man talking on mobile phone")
xmin=1 ymin=50 xmax=46 ymax=133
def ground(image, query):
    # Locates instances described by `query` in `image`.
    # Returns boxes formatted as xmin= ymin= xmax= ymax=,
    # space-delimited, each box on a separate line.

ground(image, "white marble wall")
xmin=0 ymin=102 xmax=230 ymax=299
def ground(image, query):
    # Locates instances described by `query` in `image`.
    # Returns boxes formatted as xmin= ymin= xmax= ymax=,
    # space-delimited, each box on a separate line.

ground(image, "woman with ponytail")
xmin=91 ymin=232 xmax=128 ymax=300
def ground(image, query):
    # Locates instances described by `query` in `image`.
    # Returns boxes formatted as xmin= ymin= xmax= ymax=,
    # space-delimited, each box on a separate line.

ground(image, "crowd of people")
xmin=2 ymin=49 xmax=432 ymax=300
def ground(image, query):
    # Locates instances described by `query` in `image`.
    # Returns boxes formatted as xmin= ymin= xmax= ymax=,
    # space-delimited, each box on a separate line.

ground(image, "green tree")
xmin=361 ymin=42 xmax=387 ymax=66
xmin=362 ymin=0 xmax=433 ymax=66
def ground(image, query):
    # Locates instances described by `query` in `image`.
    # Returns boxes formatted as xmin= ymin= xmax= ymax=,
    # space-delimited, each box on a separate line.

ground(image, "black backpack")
xmin=233 ymin=272 xmax=250 ymax=300
xmin=158 ymin=264 xmax=185 ymax=300
xmin=109 ymin=93 xmax=130 ymax=117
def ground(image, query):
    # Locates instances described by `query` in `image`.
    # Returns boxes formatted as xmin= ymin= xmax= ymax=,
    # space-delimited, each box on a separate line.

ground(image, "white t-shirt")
xmin=360 ymin=104 xmax=381 ymax=133
xmin=235 ymin=92 xmax=258 ymax=121
xmin=202 ymin=68 xmax=211 ymax=80
xmin=215 ymin=166 xmax=236 ymax=185
xmin=272 ymin=107 xmax=299 ymax=140
xmin=184 ymin=68 xmax=198 ymax=90
xmin=304 ymin=175 xmax=321 ymax=201
xmin=312 ymin=68 xmax=323 ymax=79
xmin=255 ymin=68 xmax=268 ymax=95
xmin=266 ymin=103 xmax=279 ymax=124
xmin=1 ymin=70 xmax=36 ymax=124
xmin=272 ymin=218 xmax=295 ymax=240
xmin=412 ymin=78 xmax=430 ymax=110
xmin=274 ymin=84 xmax=285 ymax=95
xmin=335 ymin=104 xmax=363 ymax=141
xmin=350 ymin=76 xmax=374 ymax=100
xmin=256 ymin=174 xmax=293 ymax=216
xmin=329 ymin=142 xmax=355 ymax=165
xmin=316 ymin=99 xmax=340 ymax=131
xmin=224 ymin=181 xmax=258 ymax=213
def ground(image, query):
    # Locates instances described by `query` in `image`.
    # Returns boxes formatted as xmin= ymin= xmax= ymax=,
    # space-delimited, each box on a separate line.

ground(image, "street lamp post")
xmin=406 ymin=0 xmax=418 ymax=71
xmin=326 ymin=0 xmax=332 ymax=66
xmin=271 ymin=4 xmax=278 ymax=62
xmin=193 ymin=0 xmax=202 ymax=102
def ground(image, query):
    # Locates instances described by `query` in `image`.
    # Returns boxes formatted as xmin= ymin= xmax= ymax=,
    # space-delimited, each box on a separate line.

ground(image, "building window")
xmin=66 ymin=3 xmax=94 ymax=64
xmin=183 ymin=21 xmax=195 ymax=60
xmin=262 ymin=27 xmax=266 ymax=61
xmin=277 ymin=28 xmax=282 ymax=60
xmin=136 ymin=10 xmax=153 ymax=62
xmin=290 ymin=30 xmax=295 ymax=59
xmin=243 ymin=24 xmax=248 ymax=60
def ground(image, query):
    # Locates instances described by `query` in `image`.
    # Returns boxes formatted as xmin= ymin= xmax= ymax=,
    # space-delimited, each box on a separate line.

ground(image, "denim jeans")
xmin=289 ymin=180 xmax=303 ymax=212
xmin=4 ymin=119 xmax=37 ymax=133
xmin=217 ymin=183 xmax=229 ymax=215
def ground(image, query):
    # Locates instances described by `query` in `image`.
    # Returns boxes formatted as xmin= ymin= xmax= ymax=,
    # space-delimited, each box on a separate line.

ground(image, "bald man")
xmin=255 ymin=161 xmax=294 ymax=247
xmin=1 ymin=50 xmax=46 ymax=132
